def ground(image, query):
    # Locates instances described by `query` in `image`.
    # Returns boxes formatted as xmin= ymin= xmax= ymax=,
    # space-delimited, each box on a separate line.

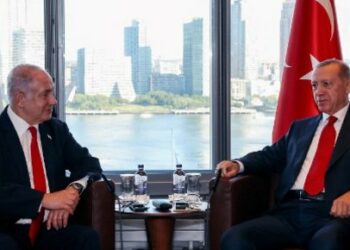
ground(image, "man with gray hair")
xmin=0 ymin=64 xmax=102 ymax=250
xmin=218 ymin=59 xmax=350 ymax=249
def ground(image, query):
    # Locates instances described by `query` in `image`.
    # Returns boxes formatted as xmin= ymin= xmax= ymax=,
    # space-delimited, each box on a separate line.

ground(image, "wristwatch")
xmin=69 ymin=182 xmax=84 ymax=195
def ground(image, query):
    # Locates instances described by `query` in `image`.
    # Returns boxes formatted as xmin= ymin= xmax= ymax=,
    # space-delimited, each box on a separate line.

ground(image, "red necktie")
xmin=28 ymin=127 xmax=47 ymax=244
xmin=304 ymin=116 xmax=337 ymax=195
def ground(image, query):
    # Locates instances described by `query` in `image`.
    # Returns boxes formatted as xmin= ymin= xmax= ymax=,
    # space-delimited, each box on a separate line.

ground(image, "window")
xmin=64 ymin=0 xmax=211 ymax=171
xmin=336 ymin=1 xmax=350 ymax=58
xmin=229 ymin=0 xmax=291 ymax=157
xmin=2 ymin=0 xmax=350 ymax=177
xmin=0 ymin=0 xmax=45 ymax=109
xmin=230 ymin=0 xmax=350 ymax=158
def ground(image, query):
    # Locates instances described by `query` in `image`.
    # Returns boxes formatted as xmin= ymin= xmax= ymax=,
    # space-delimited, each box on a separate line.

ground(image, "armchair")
xmin=209 ymin=175 xmax=304 ymax=250
xmin=75 ymin=180 xmax=115 ymax=250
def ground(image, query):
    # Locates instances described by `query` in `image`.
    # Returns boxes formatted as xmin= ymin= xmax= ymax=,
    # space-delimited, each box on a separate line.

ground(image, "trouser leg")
xmin=0 ymin=232 xmax=20 ymax=250
xmin=220 ymin=214 xmax=300 ymax=250
xmin=35 ymin=224 xmax=101 ymax=250
xmin=308 ymin=218 xmax=350 ymax=250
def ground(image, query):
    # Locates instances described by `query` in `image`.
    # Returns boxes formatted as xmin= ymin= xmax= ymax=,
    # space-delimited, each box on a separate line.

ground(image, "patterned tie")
xmin=28 ymin=126 xmax=47 ymax=244
xmin=304 ymin=116 xmax=337 ymax=195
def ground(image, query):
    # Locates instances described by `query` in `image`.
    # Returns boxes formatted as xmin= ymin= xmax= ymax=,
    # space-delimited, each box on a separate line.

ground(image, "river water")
xmin=66 ymin=112 xmax=275 ymax=171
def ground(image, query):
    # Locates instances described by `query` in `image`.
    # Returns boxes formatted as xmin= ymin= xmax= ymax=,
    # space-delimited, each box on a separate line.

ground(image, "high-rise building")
xmin=152 ymin=59 xmax=185 ymax=94
xmin=231 ymin=0 xmax=246 ymax=79
xmin=124 ymin=20 xmax=139 ymax=92
xmin=12 ymin=28 xmax=44 ymax=67
xmin=137 ymin=46 xmax=152 ymax=94
xmin=231 ymin=78 xmax=250 ymax=101
xmin=183 ymin=18 xmax=203 ymax=96
xmin=76 ymin=48 xmax=86 ymax=94
xmin=258 ymin=62 xmax=278 ymax=81
xmin=0 ymin=0 xmax=44 ymax=104
xmin=76 ymin=47 xmax=134 ymax=100
xmin=279 ymin=0 xmax=295 ymax=80
xmin=151 ymin=73 xmax=185 ymax=94
xmin=154 ymin=59 xmax=182 ymax=75
xmin=124 ymin=20 xmax=152 ymax=95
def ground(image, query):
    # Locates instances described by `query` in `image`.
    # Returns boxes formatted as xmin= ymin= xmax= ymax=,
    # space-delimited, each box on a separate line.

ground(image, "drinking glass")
xmin=186 ymin=173 xmax=201 ymax=195
xmin=120 ymin=174 xmax=135 ymax=200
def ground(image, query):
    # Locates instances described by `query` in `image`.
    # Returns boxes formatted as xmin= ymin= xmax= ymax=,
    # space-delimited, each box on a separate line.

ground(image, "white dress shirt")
xmin=8 ymin=107 xmax=89 ymax=223
xmin=236 ymin=104 xmax=349 ymax=191
xmin=8 ymin=106 xmax=50 ymax=192
xmin=7 ymin=106 xmax=50 ymax=223
xmin=291 ymin=104 xmax=349 ymax=190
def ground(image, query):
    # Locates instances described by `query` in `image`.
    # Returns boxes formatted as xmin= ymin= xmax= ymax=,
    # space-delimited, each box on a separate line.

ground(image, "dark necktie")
xmin=28 ymin=126 xmax=47 ymax=244
xmin=304 ymin=116 xmax=337 ymax=195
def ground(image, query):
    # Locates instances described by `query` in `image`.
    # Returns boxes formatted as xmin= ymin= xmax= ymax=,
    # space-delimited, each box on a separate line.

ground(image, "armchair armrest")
xmin=75 ymin=180 xmax=115 ymax=250
xmin=209 ymin=175 xmax=270 ymax=250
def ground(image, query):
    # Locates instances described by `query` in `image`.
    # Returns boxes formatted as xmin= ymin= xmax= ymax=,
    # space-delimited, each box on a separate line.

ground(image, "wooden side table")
xmin=116 ymin=199 xmax=207 ymax=250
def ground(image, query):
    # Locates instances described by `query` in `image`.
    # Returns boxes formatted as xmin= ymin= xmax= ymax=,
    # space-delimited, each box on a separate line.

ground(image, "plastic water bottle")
xmin=134 ymin=164 xmax=147 ymax=195
xmin=173 ymin=164 xmax=186 ymax=194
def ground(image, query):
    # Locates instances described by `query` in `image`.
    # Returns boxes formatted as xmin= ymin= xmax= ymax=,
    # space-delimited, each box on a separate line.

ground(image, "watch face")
xmin=72 ymin=183 xmax=83 ymax=194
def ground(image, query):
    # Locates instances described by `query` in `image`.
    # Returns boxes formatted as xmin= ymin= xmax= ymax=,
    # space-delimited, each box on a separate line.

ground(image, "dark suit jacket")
xmin=238 ymin=107 xmax=350 ymax=209
xmin=0 ymin=106 xmax=102 ymax=224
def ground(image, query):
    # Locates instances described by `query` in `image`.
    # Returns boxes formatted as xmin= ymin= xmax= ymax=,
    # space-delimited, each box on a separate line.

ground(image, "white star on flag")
xmin=300 ymin=55 xmax=320 ymax=81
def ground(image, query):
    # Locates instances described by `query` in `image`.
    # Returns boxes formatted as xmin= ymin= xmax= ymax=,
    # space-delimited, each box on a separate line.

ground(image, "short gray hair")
xmin=316 ymin=59 xmax=350 ymax=80
xmin=7 ymin=64 xmax=46 ymax=102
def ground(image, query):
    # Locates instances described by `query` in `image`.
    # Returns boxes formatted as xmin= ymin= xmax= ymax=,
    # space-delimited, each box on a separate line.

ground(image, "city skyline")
xmin=1 ymin=0 xmax=350 ymax=101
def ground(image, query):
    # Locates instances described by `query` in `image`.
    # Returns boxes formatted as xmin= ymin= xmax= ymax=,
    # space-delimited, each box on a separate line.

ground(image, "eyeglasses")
xmin=311 ymin=81 xmax=334 ymax=90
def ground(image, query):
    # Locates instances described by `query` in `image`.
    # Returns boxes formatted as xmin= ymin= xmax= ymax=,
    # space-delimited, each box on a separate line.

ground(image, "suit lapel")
xmin=39 ymin=123 xmax=56 ymax=190
xmin=293 ymin=116 xmax=321 ymax=175
xmin=329 ymin=107 xmax=350 ymax=166
xmin=0 ymin=107 xmax=30 ymax=186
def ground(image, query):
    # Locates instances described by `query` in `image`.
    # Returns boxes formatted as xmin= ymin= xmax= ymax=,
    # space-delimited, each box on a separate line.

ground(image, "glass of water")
xmin=186 ymin=173 xmax=201 ymax=195
xmin=120 ymin=174 xmax=135 ymax=201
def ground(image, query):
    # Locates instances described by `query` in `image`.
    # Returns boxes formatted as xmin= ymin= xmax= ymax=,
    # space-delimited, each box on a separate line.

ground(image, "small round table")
xmin=116 ymin=199 xmax=207 ymax=250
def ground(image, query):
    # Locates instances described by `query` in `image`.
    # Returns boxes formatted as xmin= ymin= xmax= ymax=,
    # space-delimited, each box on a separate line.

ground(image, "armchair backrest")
xmin=209 ymin=175 xmax=304 ymax=250
xmin=209 ymin=175 xmax=270 ymax=250
xmin=75 ymin=180 xmax=115 ymax=250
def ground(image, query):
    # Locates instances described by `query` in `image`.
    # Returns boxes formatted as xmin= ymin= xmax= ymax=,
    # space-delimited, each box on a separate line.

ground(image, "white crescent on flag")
xmin=316 ymin=0 xmax=334 ymax=39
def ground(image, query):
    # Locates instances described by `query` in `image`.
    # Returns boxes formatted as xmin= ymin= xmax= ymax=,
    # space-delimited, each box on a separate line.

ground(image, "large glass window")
xmin=230 ymin=0 xmax=350 ymax=158
xmin=65 ymin=0 xmax=211 ymax=171
xmin=2 ymin=0 xmax=349 ymax=174
xmin=336 ymin=0 xmax=350 ymax=58
xmin=0 ymin=0 xmax=45 ymax=110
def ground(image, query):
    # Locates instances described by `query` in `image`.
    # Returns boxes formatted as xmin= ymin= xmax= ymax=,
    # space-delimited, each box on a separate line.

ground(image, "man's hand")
xmin=46 ymin=209 xmax=70 ymax=230
xmin=331 ymin=191 xmax=350 ymax=218
xmin=42 ymin=188 xmax=80 ymax=215
xmin=216 ymin=160 xmax=240 ymax=178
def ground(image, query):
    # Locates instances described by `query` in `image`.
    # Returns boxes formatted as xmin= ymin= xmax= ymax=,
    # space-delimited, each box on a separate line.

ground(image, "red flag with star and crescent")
xmin=272 ymin=0 xmax=342 ymax=142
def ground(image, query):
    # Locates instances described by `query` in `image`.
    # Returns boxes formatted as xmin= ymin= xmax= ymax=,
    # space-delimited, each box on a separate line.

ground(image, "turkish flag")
xmin=272 ymin=0 xmax=342 ymax=142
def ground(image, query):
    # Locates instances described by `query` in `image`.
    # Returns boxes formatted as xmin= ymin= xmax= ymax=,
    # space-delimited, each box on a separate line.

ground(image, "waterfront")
xmin=66 ymin=112 xmax=275 ymax=171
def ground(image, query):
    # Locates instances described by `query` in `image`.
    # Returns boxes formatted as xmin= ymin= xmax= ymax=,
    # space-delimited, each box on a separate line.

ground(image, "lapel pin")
xmin=47 ymin=134 xmax=52 ymax=140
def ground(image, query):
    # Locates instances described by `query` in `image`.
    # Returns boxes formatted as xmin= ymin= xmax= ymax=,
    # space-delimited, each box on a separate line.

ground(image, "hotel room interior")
xmin=1 ymin=0 xmax=349 ymax=249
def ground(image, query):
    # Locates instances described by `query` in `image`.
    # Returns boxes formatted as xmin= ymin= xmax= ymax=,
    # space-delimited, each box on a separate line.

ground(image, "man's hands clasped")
xmin=42 ymin=186 xmax=81 ymax=230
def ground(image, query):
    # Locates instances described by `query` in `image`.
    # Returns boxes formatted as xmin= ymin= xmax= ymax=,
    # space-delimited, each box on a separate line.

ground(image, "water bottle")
xmin=173 ymin=164 xmax=186 ymax=194
xmin=134 ymin=164 xmax=147 ymax=195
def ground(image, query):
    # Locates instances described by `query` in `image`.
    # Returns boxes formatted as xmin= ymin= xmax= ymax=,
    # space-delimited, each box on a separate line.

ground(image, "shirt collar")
xmin=7 ymin=106 xmax=39 ymax=138
xmin=322 ymin=103 xmax=349 ymax=123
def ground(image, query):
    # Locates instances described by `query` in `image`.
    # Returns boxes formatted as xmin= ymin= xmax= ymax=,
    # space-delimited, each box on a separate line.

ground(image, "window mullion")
xmin=211 ymin=0 xmax=231 ymax=168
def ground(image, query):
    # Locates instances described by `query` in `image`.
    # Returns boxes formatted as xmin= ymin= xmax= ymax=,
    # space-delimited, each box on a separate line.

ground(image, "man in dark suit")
xmin=0 ymin=64 xmax=102 ymax=250
xmin=217 ymin=59 xmax=350 ymax=250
